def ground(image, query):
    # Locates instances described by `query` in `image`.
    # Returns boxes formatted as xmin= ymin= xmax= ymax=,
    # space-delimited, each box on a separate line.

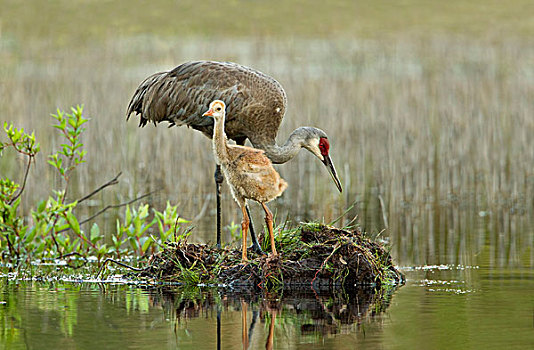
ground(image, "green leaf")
xmin=97 ymin=245 xmax=107 ymax=256
xmin=68 ymin=117 xmax=77 ymax=128
xmin=24 ymin=227 xmax=38 ymax=242
xmin=56 ymin=234 xmax=66 ymax=247
xmin=65 ymin=211 xmax=81 ymax=235
xmin=129 ymin=237 xmax=138 ymax=251
xmin=90 ymin=223 xmax=100 ymax=242
xmin=140 ymin=237 xmax=152 ymax=254
xmin=37 ymin=200 xmax=47 ymax=213
xmin=10 ymin=196 xmax=21 ymax=212
xmin=36 ymin=241 xmax=46 ymax=254
xmin=54 ymin=222 xmax=70 ymax=232
xmin=125 ymin=205 xmax=131 ymax=226
xmin=139 ymin=204 xmax=149 ymax=219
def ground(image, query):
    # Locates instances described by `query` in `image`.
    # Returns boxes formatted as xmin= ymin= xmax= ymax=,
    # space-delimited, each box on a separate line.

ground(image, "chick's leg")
xmin=240 ymin=204 xmax=250 ymax=262
xmin=261 ymin=203 xmax=277 ymax=256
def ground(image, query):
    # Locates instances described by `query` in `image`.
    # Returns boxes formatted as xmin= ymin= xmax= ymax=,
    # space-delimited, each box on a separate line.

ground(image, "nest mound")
xmin=138 ymin=223 xmax=404 ymax=289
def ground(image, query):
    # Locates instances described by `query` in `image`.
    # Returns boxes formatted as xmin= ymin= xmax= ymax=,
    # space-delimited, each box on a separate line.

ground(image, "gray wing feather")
xmin=126 ymin=61 xmax=287 ymax=142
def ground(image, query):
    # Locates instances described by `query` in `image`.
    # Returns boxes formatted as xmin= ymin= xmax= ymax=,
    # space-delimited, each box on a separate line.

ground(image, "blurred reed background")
xmin=1 ymin=0 xmax=532 ymax=267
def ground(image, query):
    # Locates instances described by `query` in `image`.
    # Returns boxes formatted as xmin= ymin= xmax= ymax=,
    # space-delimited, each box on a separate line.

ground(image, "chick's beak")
xmin=322 ymin=154 xmax=343 ymax=192
xmin=203 ymin=108 xmax=214 ymax=117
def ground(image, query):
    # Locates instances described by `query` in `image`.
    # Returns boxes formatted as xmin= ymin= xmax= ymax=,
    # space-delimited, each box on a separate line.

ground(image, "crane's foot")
xmin=248 ymin=242 xmax=266 ymax=256
xmin=247 ymin=223 xmax=265 ymax=255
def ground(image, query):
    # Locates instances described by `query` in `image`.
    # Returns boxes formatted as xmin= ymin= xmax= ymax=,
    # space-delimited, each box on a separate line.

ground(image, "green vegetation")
xmin=0 ymin=106 xmax=189 ymax=267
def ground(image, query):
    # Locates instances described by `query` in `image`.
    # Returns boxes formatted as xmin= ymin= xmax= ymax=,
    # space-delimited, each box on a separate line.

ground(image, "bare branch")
xmin=96 ymin=258 xmax=145 ymax=279
xmin=9 ymin=156 xmax=33 ymax=205
xmin=56 ymin=192 xmax=154 ymax=234
xmin=77 ymin=172 xmax=122 ymax=204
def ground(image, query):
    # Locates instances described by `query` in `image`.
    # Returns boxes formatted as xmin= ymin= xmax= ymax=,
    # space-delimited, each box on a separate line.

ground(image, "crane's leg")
xmin=248 ymin=310 xmax=258 ymax=346
xmin=247 ymin=206 xmax=265 ymax=255
xmin=215 ymin=165 xmax=264 ymax=255
xmin=216 ymin=306 xmax=221 ymax=350
xmin=240 ymin=203 xmax=250 ymax=262
xmin=260 ymin=203 xmax=277 ymax=256
xmin=215 ymin=165 xmax=224 ymax=249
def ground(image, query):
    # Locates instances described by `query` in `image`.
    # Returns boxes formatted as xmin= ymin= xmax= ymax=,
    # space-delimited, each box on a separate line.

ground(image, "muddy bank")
xmin=137 ymin=223 xmax=404 ymax=290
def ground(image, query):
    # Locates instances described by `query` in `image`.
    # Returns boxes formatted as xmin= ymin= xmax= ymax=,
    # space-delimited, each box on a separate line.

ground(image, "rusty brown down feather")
xmin=207 ymin=100 xmax=288 ymax=208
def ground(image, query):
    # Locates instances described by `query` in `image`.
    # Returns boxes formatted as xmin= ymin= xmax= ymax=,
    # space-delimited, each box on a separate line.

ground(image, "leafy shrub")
xmin=0 ymin=106 xmax=188 ymax=266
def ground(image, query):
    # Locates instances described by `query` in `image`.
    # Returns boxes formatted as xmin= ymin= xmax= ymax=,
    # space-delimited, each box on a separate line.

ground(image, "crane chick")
xmin=203 ymin=100 xmax=287 ymax=262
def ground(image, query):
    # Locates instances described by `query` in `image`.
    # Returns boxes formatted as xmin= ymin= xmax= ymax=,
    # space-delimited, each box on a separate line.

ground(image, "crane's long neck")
xmin=253 ymin=127 xmax=310 ymax=164
xmin=212 ymin=115 xmax=229 ymax=164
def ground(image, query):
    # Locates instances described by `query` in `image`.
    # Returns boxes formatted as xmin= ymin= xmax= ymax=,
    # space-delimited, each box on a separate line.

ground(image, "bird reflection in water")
xmin=148 ymin=287 xmax=397 ymax=349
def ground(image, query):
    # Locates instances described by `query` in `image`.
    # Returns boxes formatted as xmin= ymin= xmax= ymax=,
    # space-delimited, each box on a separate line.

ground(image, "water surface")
xmin=1 ymin=264 xmax=531 ymax=349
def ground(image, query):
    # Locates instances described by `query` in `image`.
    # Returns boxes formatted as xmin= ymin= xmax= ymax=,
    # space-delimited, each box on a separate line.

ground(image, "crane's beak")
xmin=203 ymin=109 xmax=214 ymax=117
xmin=322 ymin=155 xmax=343 ymax=192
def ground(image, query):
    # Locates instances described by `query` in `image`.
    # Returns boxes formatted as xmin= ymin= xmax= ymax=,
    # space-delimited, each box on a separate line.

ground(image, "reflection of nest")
xmin=139 ymin=224 xmax=404 ymax=290
xmin=150 ymin=286 xmax=398 ymax=337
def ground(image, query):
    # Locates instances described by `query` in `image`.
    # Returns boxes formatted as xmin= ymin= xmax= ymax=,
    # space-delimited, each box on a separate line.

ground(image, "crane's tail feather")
xmin=126 ymin=72 xmax=168 ymax=127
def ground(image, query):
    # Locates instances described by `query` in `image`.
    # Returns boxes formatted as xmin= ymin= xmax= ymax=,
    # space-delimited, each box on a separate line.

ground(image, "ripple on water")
xmin=399 ymin=264 xmax=480 ymax=272
xmin=399 ymin=264 xmax=480 ymax=294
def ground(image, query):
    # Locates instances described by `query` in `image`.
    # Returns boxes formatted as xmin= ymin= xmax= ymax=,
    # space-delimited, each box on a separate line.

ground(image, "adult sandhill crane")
xmin=127 ymin=61 xmax=342 ymax=253
xmin=203 ymin=100 xmax=287 ymax=261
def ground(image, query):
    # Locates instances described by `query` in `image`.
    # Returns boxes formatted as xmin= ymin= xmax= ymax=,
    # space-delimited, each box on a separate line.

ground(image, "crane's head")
xmin=299 ymin=127 xmax=343 ymax=193
xmin=202 ymin=100 xmax=226 ymax=120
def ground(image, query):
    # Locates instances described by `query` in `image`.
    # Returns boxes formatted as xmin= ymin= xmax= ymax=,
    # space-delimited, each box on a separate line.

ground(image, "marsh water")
xmin=1 ymin=262 xmax=532 ymax=350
